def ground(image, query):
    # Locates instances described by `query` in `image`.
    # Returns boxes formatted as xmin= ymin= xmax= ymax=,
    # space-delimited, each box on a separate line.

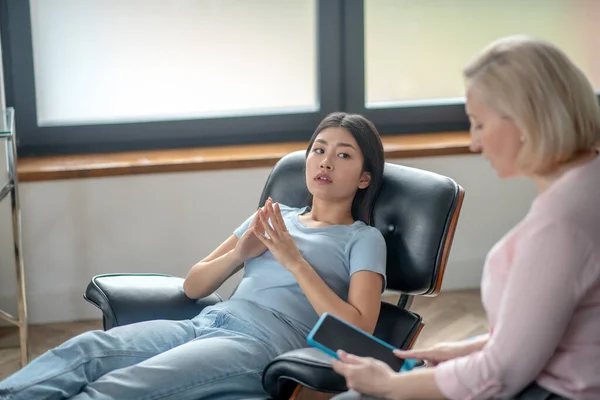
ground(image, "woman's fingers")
xmin=272 ymin=202 xmax=287 ymax=232
xmin=264 ymin=198 xmax=287 ymax=235
xmin=331 ymin=359 xmax=349 ymax=376
xmin=393 ymin=348 xmax=432 ymax=360
xmin=265 ymin=198 xmax=284 ymax=233
xmin=254 ymin=211 xmax=271 ymax=244
xmin=253 ymin=229 xmax=272 ymax=253
xmin=253 ymin=214 xmax=265 ymax=236
xmin=338 ymin=350 xmax=368 ymax=364
xmin=332 ymin=357 xmax=363 ymax=375
xmin=331 ymin=352 xmax=362 ymax=377
xmin=253 ymin=218 xmax=273 ymax=250
xmin=257 ymin=208 xmax=276 ymax=239
xmin=264 ymin=199 xmax=277 ymax=231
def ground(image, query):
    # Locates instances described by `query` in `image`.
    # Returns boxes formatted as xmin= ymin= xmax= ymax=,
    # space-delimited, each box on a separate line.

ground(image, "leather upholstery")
xmin=84 ymin=274 xmax=222 ymax=330
xmin=258 ymin=150 xmax=463 ymax=294
xmin=83 ymin=150 xmax=464 ymax=399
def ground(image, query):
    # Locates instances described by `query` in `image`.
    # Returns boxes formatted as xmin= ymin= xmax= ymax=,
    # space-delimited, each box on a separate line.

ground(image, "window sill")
xmin=17 ymin=131 xmax=472 ymax=182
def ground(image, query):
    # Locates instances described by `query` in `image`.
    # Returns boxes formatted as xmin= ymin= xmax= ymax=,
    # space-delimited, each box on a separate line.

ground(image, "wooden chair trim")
xmin=431 ymin=185 xmax=466 ymax=295
xmin=406 ymin=321 xmax=425 ymax=350
xmin=289 ymin=385 xmax=303 ymax=400
xmin=289 ymin=384 xmax=337 ymax=400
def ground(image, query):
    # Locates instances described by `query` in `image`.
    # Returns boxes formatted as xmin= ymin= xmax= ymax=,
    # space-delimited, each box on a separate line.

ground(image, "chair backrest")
xmin=259 ymin=150 xmax=465 ymax=296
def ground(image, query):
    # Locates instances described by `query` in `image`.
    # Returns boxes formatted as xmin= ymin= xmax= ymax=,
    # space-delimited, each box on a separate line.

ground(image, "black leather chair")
xmin=84 ymin=150 xmax=465 ymax=399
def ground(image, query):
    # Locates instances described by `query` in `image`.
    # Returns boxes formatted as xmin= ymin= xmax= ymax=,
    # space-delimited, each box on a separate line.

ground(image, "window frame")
xmin=1 ymin=0 xmax=345 ymax=155
xmin=342 ymin=0 xmax=469 ymax=136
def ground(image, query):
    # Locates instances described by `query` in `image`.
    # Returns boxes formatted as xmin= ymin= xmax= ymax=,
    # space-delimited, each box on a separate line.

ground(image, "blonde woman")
xmin=331 ymin=36 xmax=600 ymax=400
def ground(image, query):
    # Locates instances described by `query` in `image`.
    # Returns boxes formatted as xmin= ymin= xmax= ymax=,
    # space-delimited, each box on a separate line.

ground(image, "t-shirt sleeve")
xmin=233 ymin=210 xmax=258 ymax=238
xmin=348 ymin=226 xmax=387 ymax=291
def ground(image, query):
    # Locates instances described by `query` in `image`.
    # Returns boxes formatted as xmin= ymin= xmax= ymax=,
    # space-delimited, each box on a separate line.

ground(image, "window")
xmin=1 ymin=0 xmax=599 ymax=155
xmin=364 ymin=0 xmax=600 ymax=106
xmin=31 ymin=0 xmax=318 ymax=126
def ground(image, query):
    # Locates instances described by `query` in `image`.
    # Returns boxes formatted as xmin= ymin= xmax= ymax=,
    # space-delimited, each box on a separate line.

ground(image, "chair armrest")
xmin=262 ymin=303 xmax=423 ymax=398
xmin=262 ymin=347 xmax=345 ymax=398
xmin=84 ymin=273 xmax=223 ymax=330
xmin=262 ymin=347 xmax=426 ymax=399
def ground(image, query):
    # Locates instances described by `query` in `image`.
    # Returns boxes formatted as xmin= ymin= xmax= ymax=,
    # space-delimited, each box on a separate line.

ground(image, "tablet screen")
xmin=312 ymin=314 xmax=404 ymax=371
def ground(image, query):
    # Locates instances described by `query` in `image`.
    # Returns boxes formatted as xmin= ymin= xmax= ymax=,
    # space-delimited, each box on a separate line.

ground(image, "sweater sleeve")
xmin=435 ymin=221 xmax=598 ymax=400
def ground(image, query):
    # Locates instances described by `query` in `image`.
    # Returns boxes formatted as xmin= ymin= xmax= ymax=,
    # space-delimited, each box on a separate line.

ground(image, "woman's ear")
xmin=358 ymin=172 xmax=372 ymax=189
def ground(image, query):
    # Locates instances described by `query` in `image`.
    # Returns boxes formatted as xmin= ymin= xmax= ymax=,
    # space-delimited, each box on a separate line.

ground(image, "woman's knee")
xmin=45 ymin=329 xmax=127 ymax=364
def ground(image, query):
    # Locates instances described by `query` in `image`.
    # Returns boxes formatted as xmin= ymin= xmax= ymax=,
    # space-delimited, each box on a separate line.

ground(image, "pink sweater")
xmin=436 ymin=154 xmax=600 ymax=400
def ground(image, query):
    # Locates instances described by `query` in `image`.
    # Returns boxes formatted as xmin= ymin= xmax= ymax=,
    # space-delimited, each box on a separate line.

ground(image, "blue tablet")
xmin=307 ymin=312 xmax=415 ymax=372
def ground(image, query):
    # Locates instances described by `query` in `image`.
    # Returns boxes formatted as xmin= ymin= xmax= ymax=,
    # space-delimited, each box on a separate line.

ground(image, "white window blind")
xmin=365 ymin=0 xmax=600 ymax=108
xmin=30 ymin=0 xmax=318 ymax=126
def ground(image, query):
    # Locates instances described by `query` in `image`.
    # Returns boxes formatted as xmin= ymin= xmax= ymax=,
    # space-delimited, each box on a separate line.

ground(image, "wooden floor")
xmin=0 ymin=289 xmax=487 ymax=382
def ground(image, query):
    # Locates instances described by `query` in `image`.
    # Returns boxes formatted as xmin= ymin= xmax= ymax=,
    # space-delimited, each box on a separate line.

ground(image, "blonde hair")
xmin=463 ymin=35 xmax=600 ymax=175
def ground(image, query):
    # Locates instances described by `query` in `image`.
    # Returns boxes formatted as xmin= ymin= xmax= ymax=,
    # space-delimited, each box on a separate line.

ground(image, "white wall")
xmin=0 ymin=154 xmax=537 ymax=325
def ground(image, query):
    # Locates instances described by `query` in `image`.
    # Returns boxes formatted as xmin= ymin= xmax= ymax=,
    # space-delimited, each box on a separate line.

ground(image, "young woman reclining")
xmin=0 ymin=112 xmax=388 ymax=400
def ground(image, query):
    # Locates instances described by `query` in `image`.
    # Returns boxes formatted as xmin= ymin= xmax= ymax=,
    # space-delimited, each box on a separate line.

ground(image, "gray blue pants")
xmin=0 ymin=300 xmax=305 ymax=400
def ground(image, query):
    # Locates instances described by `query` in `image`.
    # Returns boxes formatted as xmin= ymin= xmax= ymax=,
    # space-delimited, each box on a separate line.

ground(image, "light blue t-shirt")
xmin=229 ymin=204 xmax=387 ymax=336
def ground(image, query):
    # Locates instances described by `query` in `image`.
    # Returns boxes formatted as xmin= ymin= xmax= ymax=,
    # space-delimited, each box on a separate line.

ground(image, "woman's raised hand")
xmin=254 ymin=198 xmax=306 ymax=272
xmin=232 ymin=209 xmax=268 ymax=263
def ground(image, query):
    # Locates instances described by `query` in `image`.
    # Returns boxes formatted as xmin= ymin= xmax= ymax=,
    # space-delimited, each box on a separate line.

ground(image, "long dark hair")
xmin=305 ymin=112 xmax=385 ymax=225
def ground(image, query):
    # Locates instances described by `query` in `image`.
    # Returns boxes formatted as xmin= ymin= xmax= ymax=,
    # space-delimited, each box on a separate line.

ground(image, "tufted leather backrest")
xmin=258 ymin=150 xmax=464 ymax=295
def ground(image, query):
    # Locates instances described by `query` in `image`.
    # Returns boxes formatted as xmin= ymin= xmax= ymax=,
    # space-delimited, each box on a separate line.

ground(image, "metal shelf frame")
xmin=0 ymin=107 xmax=28 ymax=367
